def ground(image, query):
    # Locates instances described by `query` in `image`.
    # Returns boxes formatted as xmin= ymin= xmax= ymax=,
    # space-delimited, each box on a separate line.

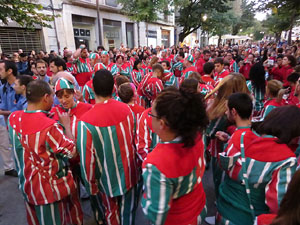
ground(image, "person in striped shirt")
xmin=181 ymin=55 xmax=198 ymax=83
xmin=137 ymin=64 xmax=164 ymax=108
xmin=205 ymin=74 xmax=250 ymax=198
xmin=100 ymin=51 xmax=118 ymax=76
xmin=214 ymin=57 xmax=230 ymax=83
xmin=8 ymin=80 xmax=83 ymax=225
xmin=225 ymin=51 xmax=239 ymax=73
xmin=77 ymin=69 xmax=139 ymax=225
xmin=217 ymin=105 xmax=300 ymax=225
xmin=160 ymin=60 xmax=178 ymax=88
xmin=142 ymin=87 xmax=209 ymax=225
xmin=116 ymin=54 xmax=131 ymax=78
xmin=248 ymin=63 xmax=266 ymax=115
xmin=73 ymin=45 xmax=94 ymax=88
xmin=50 ymin=78 xmax=92 ymax=128
xmin=202 ymin=62 xmax=216 ymax=87
xmin=260 ymin=80 xmax=282 ymax=121
xmin=131 ymin=59 xmax=144 ymax=88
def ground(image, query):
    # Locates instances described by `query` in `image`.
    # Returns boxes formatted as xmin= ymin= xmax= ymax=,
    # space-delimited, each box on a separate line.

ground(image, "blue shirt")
xmin=0 ymin=81 xmax=19 ymax=112
xmin=15 ymin=95 xmax=27 ymax=110
xmin=17 ymin=61 xmax=29 ymax=75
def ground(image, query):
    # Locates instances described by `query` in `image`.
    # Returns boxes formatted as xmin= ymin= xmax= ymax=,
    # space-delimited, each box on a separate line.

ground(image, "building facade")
xmin=0 ymin=0 xmax=175 ymax=55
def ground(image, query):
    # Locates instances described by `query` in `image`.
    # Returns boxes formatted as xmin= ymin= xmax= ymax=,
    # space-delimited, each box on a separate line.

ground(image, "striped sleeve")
xmin=121 ymin=66 xmax=131 ymax=77
xmin=262 ymin=105 xmax=276 ymax=120
xmin=110 ymin=64 xmax=118 ymax=76
xmin=265 ymin=158 xmax=296 ymax=213
xmin=45 ymin=123 xmax=76 ymax=159
xmin=136 ymin=115 xmax=152 ymax=165
xmin=233 ymin=61 xmax=239 ymax=73
xmin=142 ymin=164 xmax=173 ymax=225
xmin=131 ymin=70 xmax=140 ymax=87
xmin=82 ymin=84 xmax=90 ymax=103
xmin=76 ymin=121 xmax=99 ymax=195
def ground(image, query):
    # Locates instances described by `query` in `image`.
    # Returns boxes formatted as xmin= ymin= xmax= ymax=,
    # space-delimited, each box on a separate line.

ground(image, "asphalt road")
xmin=0 ymin=157 xmax=216 ymax=225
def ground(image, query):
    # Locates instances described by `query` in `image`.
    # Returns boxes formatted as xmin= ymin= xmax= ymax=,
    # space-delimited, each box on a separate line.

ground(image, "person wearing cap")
xmin=181 ymin=55 xmax=198 ymax=83
xmin=160 ymin=60 xmax=178 ymax=88
xmin=116 ymin=54 xmax=131 ymax=77
xmin=172 ymin=51 xmax=185 ymax=79
xmin=89 ymin=52 xmax=101 ymax=68
xmin=51 ymin=77 xmax=92 ymax=122
xmin=17 ymin=53 xmax=30 ymax=75
xmin=72 ymin=44 xmax=94 ymax=88
xmin=100 ymin=50 xmax=118 ymax=76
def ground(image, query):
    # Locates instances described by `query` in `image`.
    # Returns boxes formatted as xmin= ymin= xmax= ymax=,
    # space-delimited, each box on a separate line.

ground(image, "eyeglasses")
xmin=148 ymin=111 xmax=160 ymax=119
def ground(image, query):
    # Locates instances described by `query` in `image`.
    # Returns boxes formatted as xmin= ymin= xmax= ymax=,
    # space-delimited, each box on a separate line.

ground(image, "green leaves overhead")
xmin=0 ymin=0 xmax=54 ymax=28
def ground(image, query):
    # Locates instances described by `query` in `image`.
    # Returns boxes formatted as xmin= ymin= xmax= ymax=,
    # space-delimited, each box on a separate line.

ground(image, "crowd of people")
xmin=1 ymin=39 xmax=300 ymax=225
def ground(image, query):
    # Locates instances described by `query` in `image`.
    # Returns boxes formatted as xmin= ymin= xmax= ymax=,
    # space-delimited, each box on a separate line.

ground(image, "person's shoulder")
xmin=78 ymin=102 xmax=93 ymax=110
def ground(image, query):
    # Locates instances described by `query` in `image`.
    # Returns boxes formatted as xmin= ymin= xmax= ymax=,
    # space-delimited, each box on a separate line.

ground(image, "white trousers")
xmin=0 ymin=125 xmax=15 ymax=171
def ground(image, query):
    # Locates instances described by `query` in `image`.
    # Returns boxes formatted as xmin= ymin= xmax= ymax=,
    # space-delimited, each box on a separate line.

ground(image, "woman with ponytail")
xmin=141 ymin=87 xmax=209 ymax=225
xmin=204 ymin=73 xmax=250 ymax=198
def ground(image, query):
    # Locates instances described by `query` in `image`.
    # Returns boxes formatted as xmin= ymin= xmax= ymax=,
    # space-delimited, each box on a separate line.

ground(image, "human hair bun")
xmin=155 ymin=87 xmax=208 ymax=148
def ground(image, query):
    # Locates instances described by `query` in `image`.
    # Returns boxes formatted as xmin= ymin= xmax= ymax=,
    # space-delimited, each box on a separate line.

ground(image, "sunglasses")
xmin=148 ymin=111 xmax=160 ymax=119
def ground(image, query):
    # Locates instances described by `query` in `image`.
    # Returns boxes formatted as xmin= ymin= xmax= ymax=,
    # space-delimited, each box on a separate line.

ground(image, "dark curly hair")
xmin=258 ymin=105 xmax=300 ymax=144
xmin=154 ymin=87 xmax=208 ymax=148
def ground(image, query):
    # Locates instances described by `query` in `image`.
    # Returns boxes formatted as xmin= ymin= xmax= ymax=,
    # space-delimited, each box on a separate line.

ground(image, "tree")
xmin=176 ymin=0 xmax=233 ymax=42
xmin=232 ymin=0 xmax=255 ymax=35
xmin=118 ymin=0 xmax=233 ymax=44
xmin=262 ymin=13 xmax=290 ymax=42
xmin=257 ymin=0 xmax=300 ymax=44
xmin=201 ymin=10 xmax=237 ymax=45
xmin=0 ymin=0 xmax=54 ymax=28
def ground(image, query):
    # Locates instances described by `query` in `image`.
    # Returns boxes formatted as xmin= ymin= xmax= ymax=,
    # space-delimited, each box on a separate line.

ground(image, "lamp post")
xmin=96 ymin=0 xmax=102 ymax=45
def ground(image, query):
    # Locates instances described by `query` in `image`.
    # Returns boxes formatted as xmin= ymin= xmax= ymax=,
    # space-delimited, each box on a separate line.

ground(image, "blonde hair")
xmin=206 ymin=73 xmax=250 ymax=120
xmin=267 ymin=79 xmax=282 ymax=98
xmin=149 ymin=56 xmax=159 ymax=67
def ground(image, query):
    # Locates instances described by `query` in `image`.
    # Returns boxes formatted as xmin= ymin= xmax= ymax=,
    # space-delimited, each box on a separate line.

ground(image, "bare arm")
xmin=73 ymin=44 xmax=85 ymax=59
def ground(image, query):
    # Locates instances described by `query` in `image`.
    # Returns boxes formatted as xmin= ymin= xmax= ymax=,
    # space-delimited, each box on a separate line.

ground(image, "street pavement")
xmin=0 ymin=157 xmax=216 ymax=225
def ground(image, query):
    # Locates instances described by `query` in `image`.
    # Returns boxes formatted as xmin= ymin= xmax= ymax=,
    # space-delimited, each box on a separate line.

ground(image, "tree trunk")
xmin=137 ymin=21 xmax=140 ymax=47
xmin=178 ymin=32 xmax=186 ymax=43
xmin=218 ymin=35 xmax=222 ymax=46
xmin=146 ymin=22 xmax=148 ymax=47
xmin=288 ymin=11 xmax=295 ymax=45
xmin=275 ymin=32 xmax=281 ymax=42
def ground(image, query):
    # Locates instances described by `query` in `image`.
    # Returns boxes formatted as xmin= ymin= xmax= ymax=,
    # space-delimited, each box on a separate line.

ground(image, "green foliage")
xmin=263 ymin=13 xmax=290 ymax=35
xmin=118 ymin=0 xmax=172 ymax=23
xmin=0 ymin=0 xmax=54 ymax=28
xmin=257 ymin=0 xmax=300 ymax=43
xmin=232 ymin=0 xmax=255 ymax=35
xmin=176 ymin=0 xmax=233 ymax=42
xmin=201 ymin=10 xmax=237 ymax=43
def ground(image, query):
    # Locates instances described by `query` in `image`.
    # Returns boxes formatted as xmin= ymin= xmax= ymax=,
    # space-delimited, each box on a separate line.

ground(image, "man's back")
xmin=8 ymin=110 xmax=76 ymax=205
xmin=77 ymin=99 xmax=138 ymax=197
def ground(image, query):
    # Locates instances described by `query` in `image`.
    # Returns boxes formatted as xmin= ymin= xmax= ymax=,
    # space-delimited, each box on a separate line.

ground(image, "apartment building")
xmin=0 ymin=0 xmax=175 ymax=55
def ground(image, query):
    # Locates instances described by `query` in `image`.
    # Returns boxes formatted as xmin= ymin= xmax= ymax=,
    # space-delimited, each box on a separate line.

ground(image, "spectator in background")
xmin=13 ymin=75 xmax=34 ymax=110
xmin=17 ymin=53 xmax=29 ymax=75
xmin=0 ymin=60 xmax=19 ymax=177
xmin=239 ymin=53 xmax=255 ymax=80
xmin=196 ymin=50 xmax=211 ymax=75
